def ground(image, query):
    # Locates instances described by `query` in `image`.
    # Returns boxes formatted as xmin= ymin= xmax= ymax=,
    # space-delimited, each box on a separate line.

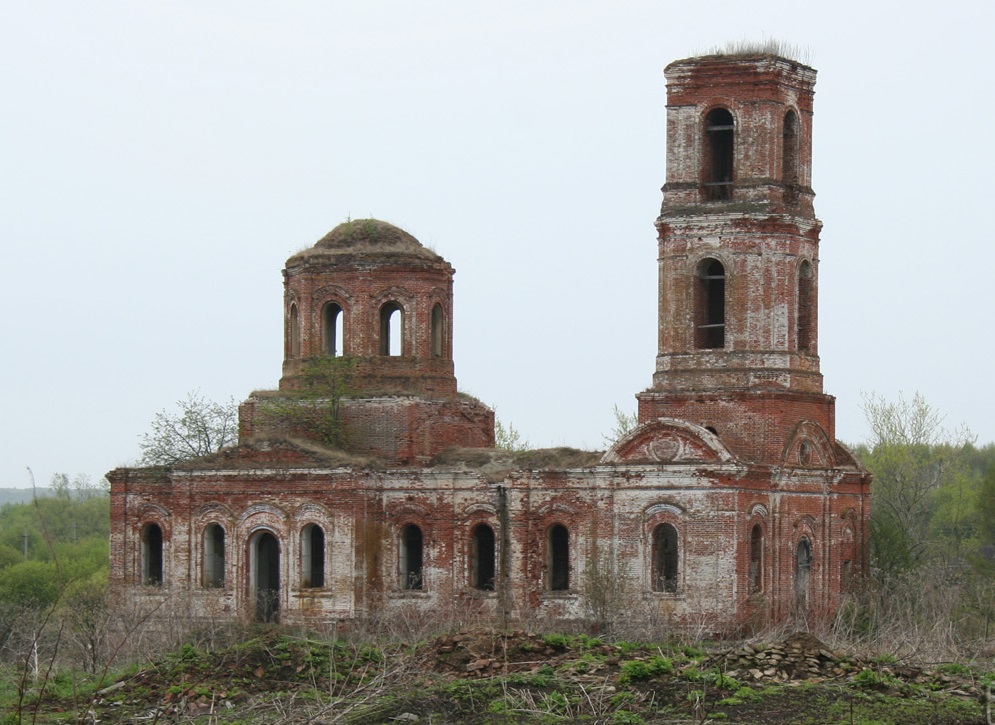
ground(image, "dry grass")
xmin=703 ymin=37 xmax=811 ymax=65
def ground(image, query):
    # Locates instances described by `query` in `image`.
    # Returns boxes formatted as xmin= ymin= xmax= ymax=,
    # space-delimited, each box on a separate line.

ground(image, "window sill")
xmin=644 ymin=590 xmax=684 ymax=600
xmin=388 ymin=590 xmax=430 ymax=599
xmin=294 ymin=588 xmax=333 ymax=597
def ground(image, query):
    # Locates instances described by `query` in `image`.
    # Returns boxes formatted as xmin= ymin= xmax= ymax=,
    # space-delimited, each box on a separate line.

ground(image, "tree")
xmin=860 ymin=391 xmax=975 ymax=576
xmin=60 ymin=570 xmax=109 ymax=674
xmin=139 ymin=391 xmax=238 ymax=465
xmin=494 ymin=417 xmax=530 ymax=453
xmin=50 ymin=472 xmax=107 ymax=501
xmin=258 ymin=357 xmax=355 ymax=448
xmin=602 ymin=404 xmax=639 ymax=448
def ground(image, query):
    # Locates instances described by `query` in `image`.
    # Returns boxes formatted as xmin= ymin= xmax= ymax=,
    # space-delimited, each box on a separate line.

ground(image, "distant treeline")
xmin=0 ymin=488 xmax=52 ymax=506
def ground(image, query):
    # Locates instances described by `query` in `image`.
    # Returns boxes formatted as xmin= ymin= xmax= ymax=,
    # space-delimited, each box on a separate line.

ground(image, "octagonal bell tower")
xmin=637 ymin=54 xmax=837 ymax=465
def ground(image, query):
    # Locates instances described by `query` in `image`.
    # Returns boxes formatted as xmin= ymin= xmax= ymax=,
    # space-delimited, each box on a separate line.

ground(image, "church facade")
xmin=108 ymin=53 xmax=871 ymax=632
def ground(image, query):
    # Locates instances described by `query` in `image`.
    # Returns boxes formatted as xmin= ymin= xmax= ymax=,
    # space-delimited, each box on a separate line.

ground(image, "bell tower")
xmin=637 ymin=54 xmax=836 ymax=465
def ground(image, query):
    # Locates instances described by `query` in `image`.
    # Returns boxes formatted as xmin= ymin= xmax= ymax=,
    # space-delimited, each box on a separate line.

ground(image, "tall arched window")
xmin=547 ymin=524 xmax=570 ymax=592
xmin=203 ymin=523 xmax=225 ymax=588
xmin=471 ymin=524 xmax=496 ymax=591
xmin=797 ymin=261 xmax=814 ymax=352
xmin=301 ymin=524 xmax=325 ymax=588
xmin=783 ymin=110 xmax=799 ymax=188
xmin=431 ymin=303 xmax=444 ymax=359
xmin=322 ymin=303 xmax=343 ymax=357
xmin=400 ymin=524 xmax=423 ymax=590
xmin=380 ymin=302 xmax=403 ymax=356
xmin=749 ymin=524 xmax=763 ymax=593
xmin=289 ymin=303 xmax=301 ymax=358
xmin=795 ymin=538 xmax=812 ymax=612
xmin=695 ymin=258 xmax=725 ymax=349
xmin=141 ymin=523 xmax=163 ymax=586
xmin=704 ymin=108 xmax=734 ymax=200
xmin=652 ymin=524 xmax=679 ymax=593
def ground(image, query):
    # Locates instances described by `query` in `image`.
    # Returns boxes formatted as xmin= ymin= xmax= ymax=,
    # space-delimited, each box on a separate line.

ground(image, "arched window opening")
xmin=379 ymin=302 xmax=403 ymax=356
xmin=547 ymin=524 xmax=570 ymax=592
xmin=141 ymin=523 xmax=163 ymax=586
xmin=705 ymin=426 xmax=719 ymax=436
xmin=322 ymin=303 xmax=343 ymax=357
xmin=400 ymin=524 xmax=423 ymax=590
xmin=471 ymin=524 xmax=496 ymax=591
xmin=289 ymin=304 xmax=301 ymax=359
xmin=783 ymin=110 xmax=800 ymax=188
xmin=795 ymin=538 xmax=812 ymax=612
xmin=797 ymin=261 xmax=814 ymax=352
xmin=704 ymin=108 xmax=734 ymax=200
xmin=301 ymin=524 xmax=325 ymax=589
xmin=252 ymin=531 xmax=280 ymax=623
xmin=695 ymin=259 xmax=725 ymax=349
xmin=203 ymin=523 xmax=225 ymax=588
xmin=652 ymin=524 xmax=679 ymax=593
xmin=749 ymin=524 xmax=763 ymax=593
xmin=431 ymin=303 xmax=444 ymax=359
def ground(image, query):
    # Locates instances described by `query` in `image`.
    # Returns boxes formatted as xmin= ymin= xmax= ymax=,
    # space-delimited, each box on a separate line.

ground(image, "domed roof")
xmin=286 ymin=219 xmax=444 ymax=267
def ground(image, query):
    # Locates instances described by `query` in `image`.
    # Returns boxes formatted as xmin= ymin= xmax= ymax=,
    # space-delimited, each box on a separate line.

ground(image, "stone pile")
xmin=721 ymin=632 xmax=848 ymax=682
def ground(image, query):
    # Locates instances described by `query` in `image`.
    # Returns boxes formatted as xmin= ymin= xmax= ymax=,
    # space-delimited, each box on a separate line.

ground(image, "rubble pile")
xmin=722 ymin=632 xmax=848 ymax=682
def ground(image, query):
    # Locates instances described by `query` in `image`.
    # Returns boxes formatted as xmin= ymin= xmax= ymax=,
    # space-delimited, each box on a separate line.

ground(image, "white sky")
xmin=3 ymin=1 xmax=993 ymax=488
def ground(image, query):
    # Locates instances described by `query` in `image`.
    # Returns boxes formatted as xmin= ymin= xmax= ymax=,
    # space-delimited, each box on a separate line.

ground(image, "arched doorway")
xmin=251 ymin=531 xmax=280 ymax=623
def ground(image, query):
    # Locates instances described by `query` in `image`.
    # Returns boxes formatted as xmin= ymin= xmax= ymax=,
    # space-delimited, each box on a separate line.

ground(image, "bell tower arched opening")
xmin=695 ymin=258 xmax=725 ymax=349
xmin=703 ymin=108 xmax=734 ymax=200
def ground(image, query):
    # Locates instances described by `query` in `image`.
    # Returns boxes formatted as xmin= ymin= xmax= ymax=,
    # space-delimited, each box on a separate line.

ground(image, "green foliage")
xmin=934 ymin=662 xmax=970 ymax=676
xmin=681 ymin=644 xmax=705 ymax=660
xmin=733 ymin=686 xmax=763 ymax=702
xmin=708 ymin=669 xmax=739 ymax=690
xmin=139 ymin=390 xmax=238 ymax=465
xmin=859 ymin=391 xmax=985 ymax=579
xmin=853 ymin=667 xmax=900 ymax=690
xmin=495 ymin=417 xmax=529 ymax=452
xmin=603 ymin=404 xmax=639 ymax=447
xmin=0 ymin=560 xmax=61 ymax=607
xmin=977 ymin=463 xmax=995 ymax=547
xmin=260 ymin=357 xmax=356 ymax=447
xmin=0 ymin=487 xmax=110 ymax=647
xmin=574 ymin=634 xmax=603 ymax=650
xmin=618 ymin=655 xmax=673 ymax=684
xmin=612 ymin=710 xmax=646 ymax=725
xmin=542 ymin=633 xmax=570 ymax=650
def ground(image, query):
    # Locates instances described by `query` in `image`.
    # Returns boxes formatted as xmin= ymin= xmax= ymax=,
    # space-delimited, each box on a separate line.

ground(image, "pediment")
xmin=781 ymin=420 xmax=836 ymax=469
xmin=601 ymin=418 xmax=734 ymax=464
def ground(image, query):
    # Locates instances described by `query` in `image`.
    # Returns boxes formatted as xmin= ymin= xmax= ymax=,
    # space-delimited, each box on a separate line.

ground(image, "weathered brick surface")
xmin=108 ymin=54 xmax=870 ymax=632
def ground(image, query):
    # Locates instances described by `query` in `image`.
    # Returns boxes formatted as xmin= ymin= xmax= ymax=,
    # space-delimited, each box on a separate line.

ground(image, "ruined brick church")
xmin=108 ymin=53 xmax=871 ymax=631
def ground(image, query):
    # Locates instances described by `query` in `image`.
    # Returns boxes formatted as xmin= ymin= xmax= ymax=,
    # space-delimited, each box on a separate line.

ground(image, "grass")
xmin=5 ymin=630 xmax=991 ymax=724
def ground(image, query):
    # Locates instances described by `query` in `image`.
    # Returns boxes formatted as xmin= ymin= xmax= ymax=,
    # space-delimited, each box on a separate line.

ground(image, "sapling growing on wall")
xmin=139 ymin=391 xmax=238 ymax=465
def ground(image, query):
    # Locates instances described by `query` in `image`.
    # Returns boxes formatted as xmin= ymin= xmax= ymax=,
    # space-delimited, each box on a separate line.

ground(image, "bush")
xmin=618 ymin=655 xmax=673 ymax=684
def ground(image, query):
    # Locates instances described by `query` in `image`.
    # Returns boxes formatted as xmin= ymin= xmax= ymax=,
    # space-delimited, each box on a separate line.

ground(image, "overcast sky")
xmin=2 ymin=1 xmax=993 ymax=488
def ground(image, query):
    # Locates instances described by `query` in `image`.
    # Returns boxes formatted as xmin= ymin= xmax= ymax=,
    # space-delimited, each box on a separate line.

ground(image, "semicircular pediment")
xmin=601 ymin=418 xmax=734 ymax=464
xmin=782 ymin=420 xmax=836 ymax=469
